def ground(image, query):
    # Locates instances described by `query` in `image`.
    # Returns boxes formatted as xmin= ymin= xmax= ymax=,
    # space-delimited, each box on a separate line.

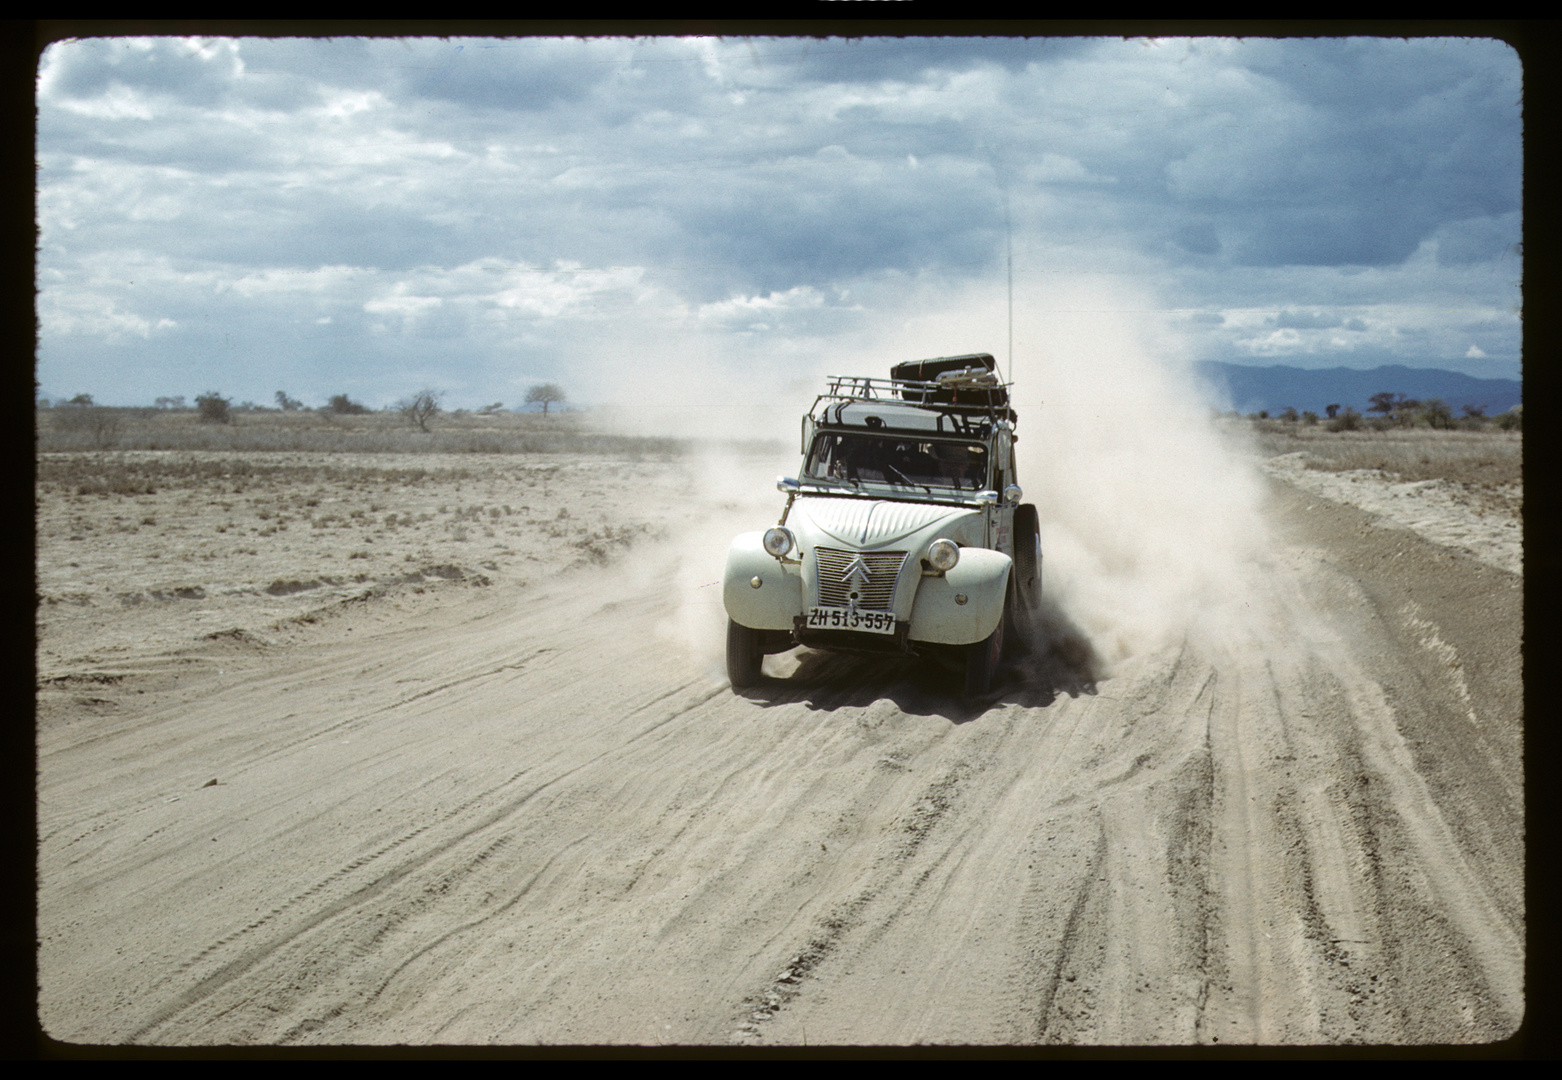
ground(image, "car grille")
xmin=814 ymin=547 xmax=908 ymax=611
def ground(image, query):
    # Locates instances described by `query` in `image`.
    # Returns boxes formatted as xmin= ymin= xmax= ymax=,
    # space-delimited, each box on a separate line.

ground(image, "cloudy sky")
xmin=35 ymin=34 xmax=1522 ymax=412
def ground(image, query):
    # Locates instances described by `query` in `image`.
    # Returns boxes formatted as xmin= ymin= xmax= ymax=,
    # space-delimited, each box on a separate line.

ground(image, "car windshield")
xmin=803 ymin=433 xmax=989 ymax=491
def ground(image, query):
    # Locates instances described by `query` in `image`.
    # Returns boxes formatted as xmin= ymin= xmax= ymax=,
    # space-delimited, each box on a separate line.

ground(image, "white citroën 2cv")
xmin=723 ymin=353 xmax=1041 ymax=700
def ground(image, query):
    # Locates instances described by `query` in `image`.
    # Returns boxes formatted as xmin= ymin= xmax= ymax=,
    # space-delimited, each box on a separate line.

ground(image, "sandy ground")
xmin=1260 ymin=452 xmax=1522 ymax=578
xmin=35 ymin=452 xmax=688 ymax=676
xmin=35 ymin=447 xmax=1522 ymax=1047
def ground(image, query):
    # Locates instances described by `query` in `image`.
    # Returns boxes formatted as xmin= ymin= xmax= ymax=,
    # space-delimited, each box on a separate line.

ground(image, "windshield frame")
xmin=801 ymin=430 xmax=993 ymax=498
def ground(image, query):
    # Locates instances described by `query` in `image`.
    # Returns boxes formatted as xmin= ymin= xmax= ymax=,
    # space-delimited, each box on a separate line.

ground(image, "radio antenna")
xmin=1004 ymin=188 xmax=1014 ymax=385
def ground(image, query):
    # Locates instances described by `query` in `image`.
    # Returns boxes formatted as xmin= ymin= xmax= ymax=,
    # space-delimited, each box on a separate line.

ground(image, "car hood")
xmin=789 ymin=495 xmax=980 ymax=551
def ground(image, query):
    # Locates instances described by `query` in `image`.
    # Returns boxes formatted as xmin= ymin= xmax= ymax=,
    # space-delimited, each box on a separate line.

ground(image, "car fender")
xmin=723 ymin=532 xmax=805 ymax=630
xmin=908 ymin=547 xmax=1012 ymax=645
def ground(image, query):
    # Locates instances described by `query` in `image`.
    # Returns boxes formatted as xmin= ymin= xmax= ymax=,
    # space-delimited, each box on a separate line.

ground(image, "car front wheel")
xmin=726 ymin=619 xmax=764 ymax=688
xmin=964 ymin=596 xmax=1006 ymax=699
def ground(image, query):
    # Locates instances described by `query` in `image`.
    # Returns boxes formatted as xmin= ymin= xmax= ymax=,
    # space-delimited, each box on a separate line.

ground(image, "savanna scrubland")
xmin=36 ymin=390 xmax=1522 ymax=1046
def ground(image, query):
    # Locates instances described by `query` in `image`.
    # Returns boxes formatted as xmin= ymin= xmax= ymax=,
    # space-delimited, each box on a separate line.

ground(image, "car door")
xmin=991 ymin=430 xmax=1015 ymax=557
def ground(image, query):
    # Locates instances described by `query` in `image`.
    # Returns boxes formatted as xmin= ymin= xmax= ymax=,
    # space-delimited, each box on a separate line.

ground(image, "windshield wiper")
xmin=883 ymin=464 xmax=935 ymax=496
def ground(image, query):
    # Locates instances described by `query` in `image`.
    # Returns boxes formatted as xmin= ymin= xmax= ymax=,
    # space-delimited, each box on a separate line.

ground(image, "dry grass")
xmin=1250 ymin=425 xmax=1522 ymax=487
xmin=1246 ymin=422 xmax=1522 ymax=519
xmin=34 ymin=448 xmax=693 ymax=671
xmin=36 ymin=406 xmax=688 ymax=458
xmin=35 ymin=453 xmax=472 ymax=497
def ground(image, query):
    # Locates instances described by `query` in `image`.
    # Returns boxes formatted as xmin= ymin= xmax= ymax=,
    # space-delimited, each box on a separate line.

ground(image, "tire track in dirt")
xmin=41 ymin=583 xmax=720 ymax=1042
xmin=123 ymin=669 xmax=731 ymax=1043
xmin=1328 ymin=660 xmax=1523 ymax=1041
xmin=731 ymin=638 xmax=1211 ymax=1045
xmin=352 ymin=833 xmax=586 ymax=1013
xmin=724 ymin=494 xmax=1520 ymax=1047
xmin=725 ymin=750 xmax=983 ymax=1041
xmin=38 ymin=472 xmax=1522 ymax=1046
xmin=1030 ymin=817 xmax=1109 ymax=1042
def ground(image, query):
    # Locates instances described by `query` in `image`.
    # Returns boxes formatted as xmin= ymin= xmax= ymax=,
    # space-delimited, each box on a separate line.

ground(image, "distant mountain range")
xmin=1192 ymin=362 xmax=1522 ymax=417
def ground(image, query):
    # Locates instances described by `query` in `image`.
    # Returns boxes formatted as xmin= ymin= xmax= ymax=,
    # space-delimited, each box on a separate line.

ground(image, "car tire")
xmin=1012 ymin=503 xmax=1042 ymax=611
xmin=964 ymin=593 xmax=1006 ymax=699
xmin=727 ymin=619 xmax=764 ymax=688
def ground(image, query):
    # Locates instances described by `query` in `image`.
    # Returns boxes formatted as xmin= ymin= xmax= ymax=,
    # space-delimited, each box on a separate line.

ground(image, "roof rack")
xmin=810 ymin=372 xmax=1017 ymax=430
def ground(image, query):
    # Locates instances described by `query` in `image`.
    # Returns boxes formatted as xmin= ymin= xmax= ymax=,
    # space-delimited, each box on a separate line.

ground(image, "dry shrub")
xmin=75 ymin=476 xmax=156 ymax=496
xmin=36 ymin=456 xmax=467 ymax=493
xmin=1301 ymin=434 xmax=1520 ymax=488
xmin=196 ymin=392 xmax=232 ymax=425
xmin=48 ymin=407 xmax=125 ymax=449
xmin=1327 ymin=407 xmax=1362 ymax=432
xmin=1254 ymin=425 xmax=1522 ymax=489
xmin=37 ymin=404 xmax=683 ymax=457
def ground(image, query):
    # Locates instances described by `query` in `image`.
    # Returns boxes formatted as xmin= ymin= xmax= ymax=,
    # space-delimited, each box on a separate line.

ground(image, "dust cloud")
xmin=1007 ymin=280 xmax=1272 ymax=668
xmin=574 ymin=276 xmax=1274 ymax=681
xmin=656 ymin=451 xmax=789 ymax=681
xmin=783 ymin=272 xmax=1275 ymax=671
xmin=548 ymin=317 xmax=810 ymax=678
xmin=574 ymin=315 xmax=822 ymax=447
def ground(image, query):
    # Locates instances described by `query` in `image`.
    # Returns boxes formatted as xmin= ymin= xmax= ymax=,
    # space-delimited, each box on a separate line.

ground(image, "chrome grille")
xmin=814 ymin=547 xmax=908 ymax=611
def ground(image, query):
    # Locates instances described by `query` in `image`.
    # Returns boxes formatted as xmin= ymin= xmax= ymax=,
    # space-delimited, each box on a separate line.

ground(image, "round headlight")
xmin=763 ymin=527 xmax=795 ymax=557
xmin=927 ymin=538 xmax=960 ymax=572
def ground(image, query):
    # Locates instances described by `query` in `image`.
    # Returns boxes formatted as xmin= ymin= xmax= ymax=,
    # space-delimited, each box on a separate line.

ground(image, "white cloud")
xmin=41 ymin=295 xmax=176 ymax=341
xmin=314 ymin=89 xmax=383 ymax=121
xmin=34 ymin=36 xmax=1522 ymax=406
xmin=363 ymin=294 xmax=443 ymax=318
xmin=1025 ymin=153 xmax=1114 ymax=184
xmin=52 ymin=82 xmax=157 ymax=120
xmin=696 ymin=286 xmax=826 ymax=325
xmin=482 ymin=264 xmax=649 ymax=321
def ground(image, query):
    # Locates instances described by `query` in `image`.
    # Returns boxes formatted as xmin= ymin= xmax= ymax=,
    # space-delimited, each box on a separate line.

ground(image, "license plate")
xmin=806 ymin=607 xmax=897 ymax=635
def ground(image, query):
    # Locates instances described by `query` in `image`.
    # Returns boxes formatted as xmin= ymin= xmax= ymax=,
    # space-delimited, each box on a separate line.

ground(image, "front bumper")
xmin=724 ymin=532 xmax=1012 ymax=646
xmin=792 ymin=615 xmax=916 ymax=655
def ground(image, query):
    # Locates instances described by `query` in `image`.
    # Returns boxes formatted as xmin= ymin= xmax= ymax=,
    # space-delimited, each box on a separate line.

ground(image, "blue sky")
xmin=35 ymin=35 xmax=1522 ymax=410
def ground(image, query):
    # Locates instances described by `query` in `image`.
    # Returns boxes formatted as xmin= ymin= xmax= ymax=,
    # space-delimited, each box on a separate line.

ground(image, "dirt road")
xmin=36 ymin=470 xmax=1522 ymax=1046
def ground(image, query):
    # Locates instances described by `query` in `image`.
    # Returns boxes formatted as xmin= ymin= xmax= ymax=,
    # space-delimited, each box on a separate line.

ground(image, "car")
xmin=722 ymin=353 xmax=1042 ymax=699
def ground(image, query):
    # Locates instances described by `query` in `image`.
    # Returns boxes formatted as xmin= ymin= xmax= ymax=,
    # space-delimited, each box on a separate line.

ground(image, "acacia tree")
xmin=398 ymin=388 xmax=442 ymax=432
xmin=1368 ymin=392 xmax=1419 ymax=423
xmin=195 ymin=391 xmax=231 ymax=424
xmin=1421 ymin=398 xmax=1454 ymax=430
xmin=327 ymin=393 xmax=368 ymax=415
xmin=525 ymin=383 xmax=566 ymax=415
xmin=1367 ymin=391 xmax=1398 ymax=418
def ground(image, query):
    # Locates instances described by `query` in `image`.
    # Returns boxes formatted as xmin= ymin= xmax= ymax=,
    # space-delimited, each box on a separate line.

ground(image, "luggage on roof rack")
xmin=890 ymin=353 xmax=1008 ymax=408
